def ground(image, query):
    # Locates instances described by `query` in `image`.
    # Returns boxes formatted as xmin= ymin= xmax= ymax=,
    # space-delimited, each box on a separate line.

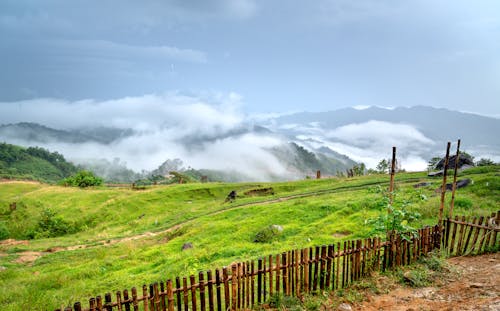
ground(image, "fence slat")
xmin=199 ymin=272 xmax=206 ymax=311
xmin=207 ymin=271 xmax=214 ymax=311
xmin=268 ymin=255 xmax=273 ymax=297
xmin=231 ymin=265 xmax=237 ymax=311
xmin=257 ymin=259 xmax=262 ymax=303
xmin=175 ymin=278 xmax=182 ymax=311
xmin=167 ymin=280 xmax=174 ymax=311
xmin=223 ymin=268 xmax=230 ymax=311
xmin=215 ymin=269 xmax=222 ymax=311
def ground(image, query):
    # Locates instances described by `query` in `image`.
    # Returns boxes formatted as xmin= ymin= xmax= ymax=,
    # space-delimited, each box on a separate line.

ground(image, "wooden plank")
xmin=276 ymin=255 xmax=281 ymax=295
xmin=319 ymin=245 xmax=327 ymax=290
xmin=123 ymin=289 xmax=131 ymax=311
xmin=241 ymin=263 xmax=245 ymax=310
xmin=215 ymin=269 xmax=222 ymax=311
xmin=167 ymin=280 xmax=174 ymax=311
xmin=231 ymin=265 xmax=237 ymax=311
xmin=246 ymin=262 xmax=250 ymax=308
xmin=483 ymin=212 xmax=495 ymax=252
xmin=182 ymin=277 xmax=189 ymax=311
xmin=116 ymin=292 xmax=123 ymax=311
xmin=470 ymin=216 xmax=485 ymax=254
xmin=104 ymin=293 xmax=113 ymax=311
xmin=389 ymin=146 xmax=396 ymax=205
xmin=303 ymin=249 xmax=308 ymax=294
xmin=160 ymin=282 xmax=166 ymax=311
xmin=257 ymin=259 xmax=262 ymax=303
xmin=455 ymin=216 xmax=466 ymax=255
xmin=74 ymin=302 xmax=82 ymax=311
xmin=342 ymin=241 xmax=347 ymax=288
xmin=289 ymin=251 xmax=293 ymax=297
xmin=90 ymin=298 xmax=96 ymax=311
xmin=132 ymin=287 xmax=139 ymax=311
xmin=96 ymin=296 xmax=103 ymax=311
xmin=477 ymin=216 xmax=489 ymax=253
xmin=199 ymin=272 xmax=206 ymax=311
xmin=450 ymin=216 xmax=459 ymax=255
xmin=312 ymin=246 xmax=319 ymax=292
xmin=449 ymin=139 xmax=461 ymax=218
xmin=250 ymin=261 xmax=255 ymax=306
xmin=155 ymin=283 xmax=161 ymax=311
xmin=268 ymin=255 xmax=273 ymax=297
xmin=223 ymin=268 xmax=230 ymax=311
xmin=175 ymin=278 xmax=182 ymax=311
xmin=236 ymin=263 xmax=241 ymax=310
xmin=326 ymin=245 xmax=333 ymax=289
xmin=190 ymin=276 xmax=197 ymax=311
xmin=207 ymin=271 xmax=214 ymax=311
xmin=463 ymin=217 xmax=477 ymax=254
xmin=295 ymin=249 xmax=300 ymax=297
xmin=262 ymin=257 xmax=266 ymax=302
xmin=282 ymin=252 xmax=288 ymax=296
xmin=439 ymin=142 xmax=451 ymax=233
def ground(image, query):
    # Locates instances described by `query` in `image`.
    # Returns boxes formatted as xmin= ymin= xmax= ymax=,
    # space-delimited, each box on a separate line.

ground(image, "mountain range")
xmin=0 ymin=106 xmax=498 ymax=182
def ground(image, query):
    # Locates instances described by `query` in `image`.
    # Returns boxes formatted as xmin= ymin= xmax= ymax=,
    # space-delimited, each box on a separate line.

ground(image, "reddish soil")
xmin=351 ymin=253 xmax=499 ymax=311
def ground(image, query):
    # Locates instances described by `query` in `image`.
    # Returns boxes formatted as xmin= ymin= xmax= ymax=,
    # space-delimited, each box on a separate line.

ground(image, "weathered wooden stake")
xmin=316 ymin=170 xmax=321 ymax=179
xmin=439 ymin=142 xmax=451 ymax=233
xmin=449 ymin=139 xmax=461 ymax=218
xmin=389 ymin=146 xmax=396 ymax=206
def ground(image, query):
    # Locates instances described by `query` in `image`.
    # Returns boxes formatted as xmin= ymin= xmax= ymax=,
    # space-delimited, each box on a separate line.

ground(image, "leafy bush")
xmin=60 ymin=170 xmax=103 ymax=187
xmin=368 ymin=189 xmax=421 ymax=241
xmin=27 ymin=208 xmax=79 ymax=239
xmin=0 ymin=222 xmax=10 ymax=240
xmin=253 ymin=225 xmax=282 ymax=243
xmin=454 ymin=197 xmax=473 ymax=209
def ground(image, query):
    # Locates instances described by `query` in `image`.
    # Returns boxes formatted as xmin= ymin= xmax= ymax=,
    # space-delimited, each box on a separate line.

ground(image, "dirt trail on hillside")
xmin=351 ymin=253 xmax=499 ymax=311
xmin=0 ymin=178 xmax=421 ymax=265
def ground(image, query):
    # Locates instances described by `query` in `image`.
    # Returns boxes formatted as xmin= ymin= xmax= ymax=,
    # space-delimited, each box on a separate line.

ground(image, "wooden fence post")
xmin=167 ymin=280 xmax=174 ymax=311
xmin=199 ymin=272 xmax=206 ymax=311
xmin=207 ymin=271 xmax=214 ymax=311
xmin=449 ymin=139 xmax=461 ymax=218
xmin=389 ymin=146 xmax=396 ymax=206
xmin=439 ymin=142 xmax=451 ymax=235
xmin=231 ymin=265 xmax=237 ymax=311
xmin=222 ymin=268 xmax=230 ymax=311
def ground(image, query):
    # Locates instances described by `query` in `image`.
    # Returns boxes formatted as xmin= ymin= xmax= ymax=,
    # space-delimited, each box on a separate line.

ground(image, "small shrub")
xmin=454 ymin=197 xmax=473 ymax=209
xmin=60 ymin=170 xmax=103 ymax=188
xmin=399 ymin=268 xmax=430 ymax=288
xmin=0 ymin=222 xmax=10 ymax=240
xmin=254 ymin=225 xmax=281 ymax=243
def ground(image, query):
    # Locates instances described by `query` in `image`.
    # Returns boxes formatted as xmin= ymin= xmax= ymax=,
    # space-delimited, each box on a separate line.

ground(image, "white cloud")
xmin=0 ymin=93 xmax=293 ymax=179
xmin=50 ymin=39 xmax=208 ymax=64
xmin=294 ymin=120 xmax=435 ymax=171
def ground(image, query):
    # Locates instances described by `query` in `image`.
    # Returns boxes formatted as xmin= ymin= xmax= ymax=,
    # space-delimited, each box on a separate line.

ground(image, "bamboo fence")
xmin=54 ymin=211 xmax=499 ymax=311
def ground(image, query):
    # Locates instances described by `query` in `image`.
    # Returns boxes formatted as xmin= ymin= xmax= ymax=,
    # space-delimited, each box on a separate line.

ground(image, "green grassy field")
xmin=0 ymin=166 xmax=498 ymax=310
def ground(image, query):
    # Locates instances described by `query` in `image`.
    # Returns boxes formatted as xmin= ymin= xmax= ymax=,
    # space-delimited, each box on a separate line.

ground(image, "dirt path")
xmin=352 ymin=253 xmax=499 ymax=311
xmin=1 ymin=177 xmax=424 ymax=264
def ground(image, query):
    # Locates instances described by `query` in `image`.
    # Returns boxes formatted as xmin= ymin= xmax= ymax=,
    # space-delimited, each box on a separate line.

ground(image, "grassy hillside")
xmin=0 ymin=143 xmax=78 ymax=183
xmin=0 ymin=166 xmax=498 ymax=310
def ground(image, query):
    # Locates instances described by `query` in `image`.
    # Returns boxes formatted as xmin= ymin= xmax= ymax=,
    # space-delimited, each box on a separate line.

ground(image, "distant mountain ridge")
xmin=0 ymin=142 xmax=78 ymax=182
xmin=1 ymin=106 xmax=498 ymax=180
xmin=0 ymin=122 xmax=133 ymax=144
xmin=270 ymin=106 xmax=500 ymax=147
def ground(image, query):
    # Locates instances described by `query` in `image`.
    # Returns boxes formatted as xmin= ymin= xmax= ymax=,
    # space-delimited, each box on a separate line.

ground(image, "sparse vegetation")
xmin=60 ymin=170 xmax=103 ymax=187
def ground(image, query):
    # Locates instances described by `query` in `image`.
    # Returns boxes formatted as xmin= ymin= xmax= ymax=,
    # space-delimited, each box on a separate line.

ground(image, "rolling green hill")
xmin=0 ymin=143 xmax=78 ymax=183
xmin=0 ymin=165 xmax=498 ymax=310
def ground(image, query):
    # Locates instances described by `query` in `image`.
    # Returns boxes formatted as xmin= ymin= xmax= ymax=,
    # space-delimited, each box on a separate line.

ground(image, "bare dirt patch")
xmin=351 ymin=253 xmax=499 ymax=311
xmin=0 ymin=239 xmax=29 ymax=247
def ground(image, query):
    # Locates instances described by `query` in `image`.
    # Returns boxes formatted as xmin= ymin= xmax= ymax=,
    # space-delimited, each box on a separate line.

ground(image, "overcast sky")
xmin=1 ymin=0 xmax=499 ymax=115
